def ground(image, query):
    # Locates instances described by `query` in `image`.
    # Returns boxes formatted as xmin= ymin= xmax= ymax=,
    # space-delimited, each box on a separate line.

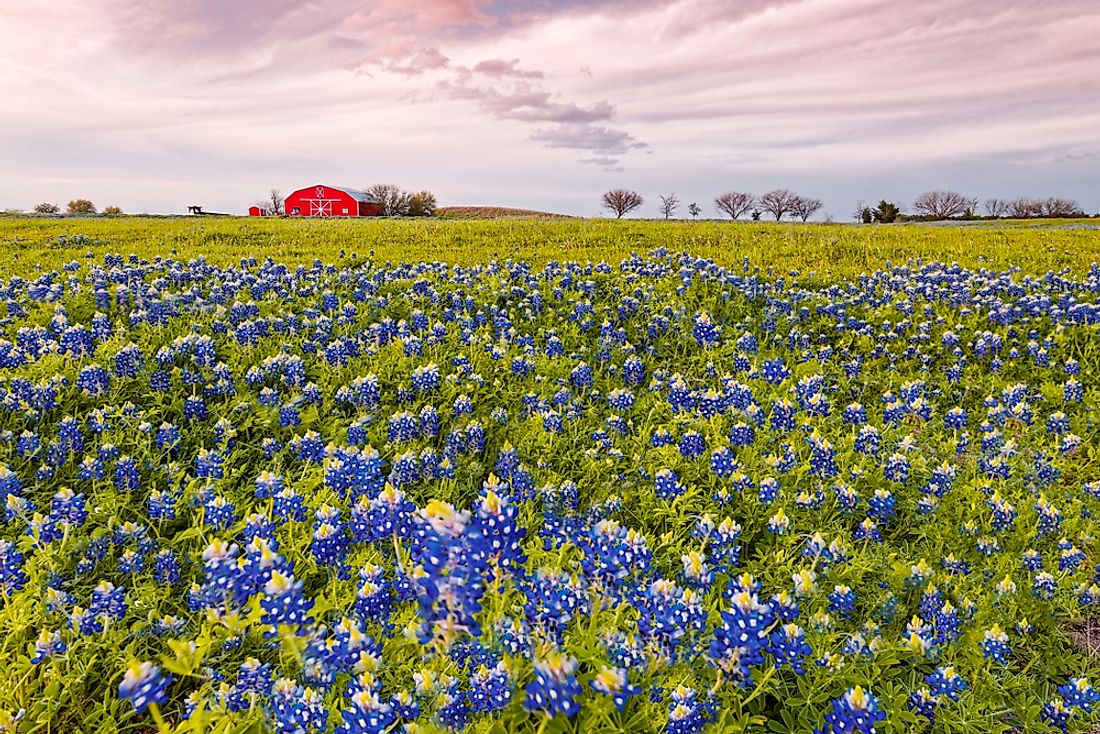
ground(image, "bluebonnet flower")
xmin=590 ymin=666 xmax=640 ymax=711
xmin=118 ymin=662 xmax=172 ymax=713
xmin=203 ymin=494 xmax=236 ymax=530
xmin=260 ymin=570 xmax=314 ymax=635
xmin=709 ymin=590 xmax=775 ymax=686
xmin=90 ymin=581 xmax=127 ymax=621
xmin=31 ymin=629 xmax=67 ymax=664
xmin=767 ymin=507 xmax=790 ymax=535
xmin=654 ymin=468 xmax=685 ymax=501
xmin=1032 ymin=572 xmax=1057 ymax=599
xmin=524 ymin=652 xmax=581 ymax=717
xmin=468 ymin=663 xmax=513 ymax=713
xmin=269 ymin=678 xmax=328 ymax=733
xmin=665 ymin=686 xmax=712 ymax=734
xmin=729 ymin=422 xmax=755 ymax=447
xmin=926 ymin=665 xmax=967 ymax=702
xmin=769 ymin=623 xmax=812 ymax=673
xmin=1057 ymin=678 xmax=1099 ymax=712
xmin=471 ymin=481 xmax=526 ymax=574
xmin=335 ymin=690 xmax=395 ymax=734
xmin=679 ymin=431 xmax=706 ymax=458
xmin=77 ymin=365 xmax=110 ymax=395
xmin=153 ymin=550 xmax=180 ymax=585
xmin=272 ymin=487 xmax=307 ymax=523
xmin=816 ymin=686 xmax=885 ymax=734
xmin=760 ymin=358 xmax=790 ymax=384
xmin=981 ymin=624 xmax=1011 ymax=663
xmin=828 ymin=585 xmax=857 ymax=619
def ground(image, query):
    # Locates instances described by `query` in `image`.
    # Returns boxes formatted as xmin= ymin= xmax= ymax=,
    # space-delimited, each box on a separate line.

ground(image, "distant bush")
xmin=34 ymin=202 xmax=60 ymax=214
xmin=103 ymin=206 xmax=123 ymax=215
xmin=66 ymin=199 xmax=97 ymax=215
xmin=407 ymin=191 xmax=437 ymax=217
xmin=873 ymin=200 xmax=900 ymax=223
xmin=366 ymin=184 xmax=438 ymax=217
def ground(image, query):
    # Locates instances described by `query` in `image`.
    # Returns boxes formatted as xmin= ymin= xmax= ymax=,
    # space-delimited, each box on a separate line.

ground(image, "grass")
xmin=0 ymin=215 xmax=1097 ymax=279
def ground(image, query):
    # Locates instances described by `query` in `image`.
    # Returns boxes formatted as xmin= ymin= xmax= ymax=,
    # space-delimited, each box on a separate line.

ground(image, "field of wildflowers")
xmin=0 ymin=218 xmax=1098 ymax=733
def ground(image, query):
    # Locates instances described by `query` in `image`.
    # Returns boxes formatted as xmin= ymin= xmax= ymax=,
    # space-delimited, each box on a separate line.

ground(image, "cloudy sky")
xmin=2 ymin=0 xmax=1098 ymax=217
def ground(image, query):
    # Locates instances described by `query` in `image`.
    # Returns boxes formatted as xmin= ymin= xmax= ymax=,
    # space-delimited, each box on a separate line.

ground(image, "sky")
xmin=2 ymin=0 xmax=1099 ymax=218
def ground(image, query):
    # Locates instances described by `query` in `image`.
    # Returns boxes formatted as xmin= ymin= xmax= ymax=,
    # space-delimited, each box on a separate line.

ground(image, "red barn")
xmin=284 ymin=185 xmax=382 ymax=217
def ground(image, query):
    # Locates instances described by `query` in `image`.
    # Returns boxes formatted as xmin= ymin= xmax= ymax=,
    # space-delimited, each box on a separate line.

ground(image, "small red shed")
xmin=284 ymin=185 xmax=382 ymax=217
xmin=248 ymin=206 xmax=269 ymax=217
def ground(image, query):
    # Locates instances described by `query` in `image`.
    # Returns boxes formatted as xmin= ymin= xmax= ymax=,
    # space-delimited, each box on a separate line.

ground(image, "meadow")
xmin=2 ymin=215 xmax=1100 ymax=276
xmin=0 ymin=216 xmax=1098 ymax=734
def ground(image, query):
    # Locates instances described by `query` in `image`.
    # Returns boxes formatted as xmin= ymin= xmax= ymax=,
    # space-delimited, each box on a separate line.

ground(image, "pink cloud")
xmin=384 ymin=47 xmax=451 ymax=75
xmin=471 ymin=58 xmax=543 ymax=79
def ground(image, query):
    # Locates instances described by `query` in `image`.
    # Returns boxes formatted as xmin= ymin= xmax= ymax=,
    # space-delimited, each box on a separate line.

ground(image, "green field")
xmin=2 ymin=214 xmax=1100 ymax=733
xmin=1 ymin=216 xmax=1098 ymax=278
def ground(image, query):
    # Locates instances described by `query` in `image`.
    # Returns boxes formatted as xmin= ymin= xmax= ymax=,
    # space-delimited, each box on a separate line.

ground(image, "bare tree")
xmin=103 ymin=205 xmax=123 ymax=215
xmin=1010 ymin=197 xmax=1043 ymax=218
xmin=33 ymin=202 xmax=60 ymax=214
xmin=602 ymin=189 xmax=644 ymax=219
xmin=714 ymin=192 xmax=756 ymax=220
xmin=983 ymin=198 xmax=1010 ymax=218
xmin=758 ymin=189 xmax=796 ymax=221
xmin=367 ymin=184 xmax=412 ymax=216
xmin=912 ymin=190 xmax=969 ymax=219
xmin=658 ymin=193 xmax=680 ymax=219
xmin=267 ymin=189 xmax=285 ymax=216
xmin=1041 ymin=197 xmax=1081 ymax=217
xmin=790 ymin=195 xmax=824 ymax=222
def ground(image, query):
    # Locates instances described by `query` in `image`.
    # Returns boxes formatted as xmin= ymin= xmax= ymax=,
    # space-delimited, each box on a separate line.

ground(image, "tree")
xmin=33 ymin=202 xmax=60 ymax=214
xmin=658 ymin=193 xmax=679 ymax=220
xmin=962 ymin=197 xmax=979 ymax=218
xmin=103 ymin=205 xmax=123 ymax=215
xmin=872 ymin=200 xmax=900 ymax=223
xmin=758 ymin=189 xmax=796 ymax=221
xmin=407 ymin=191 xmax=438 ymax=217
xmin=1010 ymin=197 xmax=1042 ymax=218
xmin=688 ymin=202 xmax=700 ymax=220
xmin=1041 ymin=197 xmax=1081 ymax=217
xmin=66 ymin=199 xmax=96 ymax=215
xmin=601 ymin=189 xmax=644 ymax=219
xmin=983 ymin=198 xmax=1010 ymax=218
xmin=714 ymin=192 xmax=755 ymax=220
xmin=268 ymin=189 xmax=285 ymax=216
xmin=912 ymin=190 xmax=968 ymax=219
xmin=367 ymin=184 xmax=412 ymax=217
xmin=853 ymin=201 xmax=873 ymax=223
xmin=790 ymin=195 xmax=823 ymax=222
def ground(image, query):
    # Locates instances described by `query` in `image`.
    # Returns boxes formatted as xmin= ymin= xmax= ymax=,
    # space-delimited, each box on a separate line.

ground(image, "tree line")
xmin=855 ymin=191 xmax=1085 ymax=223
xmin=30 ymin=200 xmax=122 ymax=215
xmin=603 ymin=188 xmax=824 ymax=221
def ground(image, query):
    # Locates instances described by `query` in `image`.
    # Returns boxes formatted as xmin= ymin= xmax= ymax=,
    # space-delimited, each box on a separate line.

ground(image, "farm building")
xmin=281 ymin=185 xmax=382 ymax=217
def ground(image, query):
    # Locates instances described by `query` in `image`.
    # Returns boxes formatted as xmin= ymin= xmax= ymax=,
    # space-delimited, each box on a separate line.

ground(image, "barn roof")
xmin=328 ymin=186 xmax=379 ymax=204
xmin=289 ymin=185 xmax=380 ymax=204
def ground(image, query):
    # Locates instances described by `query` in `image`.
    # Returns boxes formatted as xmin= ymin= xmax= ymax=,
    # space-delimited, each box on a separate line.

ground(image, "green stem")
xmin=149 ymin=702 xmax=172 ymax=734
